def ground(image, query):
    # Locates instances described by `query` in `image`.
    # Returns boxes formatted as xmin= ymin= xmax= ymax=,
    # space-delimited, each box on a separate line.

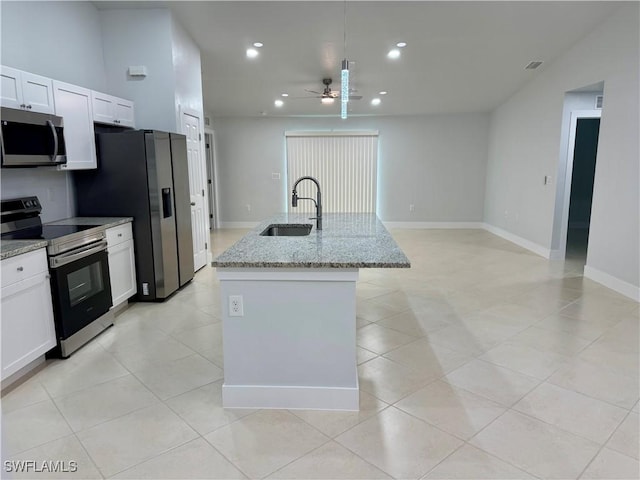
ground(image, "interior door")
xmin=181 ymin=111 xmax=208 ymax=271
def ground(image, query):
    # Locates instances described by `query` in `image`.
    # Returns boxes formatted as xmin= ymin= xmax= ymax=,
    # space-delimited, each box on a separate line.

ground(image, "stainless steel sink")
xmin=260 ymin=224 xmax=313 ymax=237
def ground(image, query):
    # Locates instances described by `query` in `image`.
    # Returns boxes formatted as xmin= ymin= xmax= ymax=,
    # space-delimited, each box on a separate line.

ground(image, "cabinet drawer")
xmin=1 ymin=249 xmax=48 ymax=289
xmin=106 ymin=223 xmax=133 ymax=247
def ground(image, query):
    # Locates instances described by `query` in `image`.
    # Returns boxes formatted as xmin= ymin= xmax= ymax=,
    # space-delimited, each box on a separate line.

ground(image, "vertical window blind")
xmin=285 ymin=131 xmax=379 ymax=213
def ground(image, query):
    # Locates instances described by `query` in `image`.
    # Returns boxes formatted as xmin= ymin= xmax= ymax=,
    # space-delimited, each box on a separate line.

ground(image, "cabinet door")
xmin=91 ymin=91 xmax=115 ymax=125
xmin=1 ymin=272 xmax=56 ymax=380
xmin=53 ymin=81 xmax=97 ymax=170
xmin=108 ymin=240 xmax=137 ymax=307
xmin=0 ymin=65 xmax=23 ymax=110
xmin=114 ymin=98 xmax=135 ymax=128
xmin=21 ymin=72 xmax=55 ymax=114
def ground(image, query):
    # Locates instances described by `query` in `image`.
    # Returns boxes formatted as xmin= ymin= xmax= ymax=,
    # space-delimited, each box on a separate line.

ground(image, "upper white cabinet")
xmin=1 ymin=249 xmax=56 ymax=382
xmin=91 ymin=91 xmax=135 ymax=128
xmin=53 ymin=80 xmax=97 ymax=170
xmin=1 ymin=66 xmax=55 ymax=114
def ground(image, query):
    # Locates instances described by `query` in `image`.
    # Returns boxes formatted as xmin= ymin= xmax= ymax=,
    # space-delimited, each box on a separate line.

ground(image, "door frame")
xmin=179 ymin=105 xmax=211 ymax=266
xmin=204 ymin=128 xmax=220 ymax=229
xmin=557 ymin=109 xmax=601 ymax=260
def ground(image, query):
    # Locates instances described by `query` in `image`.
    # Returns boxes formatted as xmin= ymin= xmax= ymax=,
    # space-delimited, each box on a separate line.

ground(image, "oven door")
xmin=49 ymin=247 xmax=113 ymax=340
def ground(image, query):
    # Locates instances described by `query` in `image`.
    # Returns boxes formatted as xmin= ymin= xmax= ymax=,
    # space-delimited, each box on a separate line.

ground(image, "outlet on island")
xmin=229 ymin=295 xmax=244 ymax=317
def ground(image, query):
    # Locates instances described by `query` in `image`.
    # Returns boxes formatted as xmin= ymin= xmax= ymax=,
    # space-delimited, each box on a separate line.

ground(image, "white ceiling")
xmin=97 ymin=1 xmax=619 ymax=118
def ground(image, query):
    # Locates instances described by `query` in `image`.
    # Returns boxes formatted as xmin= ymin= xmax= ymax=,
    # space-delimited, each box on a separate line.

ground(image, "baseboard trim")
xmin=222 ymin=383 xmax=360 ymax=411
xmin=482 ymin=223 xmax=551 ymax=258
xmin=583 ymin=265 xmax=640 ymax=302
xmin=219 ymin=222 xmax=259 ymax=229
xmin=383 ymin=221 xmax=484 ymax=229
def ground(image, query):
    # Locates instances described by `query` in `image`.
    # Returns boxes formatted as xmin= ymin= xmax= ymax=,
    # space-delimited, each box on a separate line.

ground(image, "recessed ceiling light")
xmin=371 ymin=98 xmax=382 ymax=106
xmin=387 ymin=49 xmax=401 ymax=59
xmin=253 ymin=42 xmax=264 ymax=48
xmin=321 ymin=97 xmax=335 ymax=105
xmin=379 ymin=91 xmax=388 ymax=95
xmin=396 ymin=42 xmax=407 ymax=48
xmin=281 ymin=93 xmax=289 ymax=97
xmin=274 ymin=99 xmax=284 ymax=107
xmin=246 ymin=48 xmax=259 ymax=59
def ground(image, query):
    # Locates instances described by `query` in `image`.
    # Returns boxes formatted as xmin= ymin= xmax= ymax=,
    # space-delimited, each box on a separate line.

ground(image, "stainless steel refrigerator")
xmin=74 ymin=130 xmax=194 ymax=300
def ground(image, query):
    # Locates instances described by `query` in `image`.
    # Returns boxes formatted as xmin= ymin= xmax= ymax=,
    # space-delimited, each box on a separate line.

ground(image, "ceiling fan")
xmin=299 ymin=78 xmax=362 ymax=102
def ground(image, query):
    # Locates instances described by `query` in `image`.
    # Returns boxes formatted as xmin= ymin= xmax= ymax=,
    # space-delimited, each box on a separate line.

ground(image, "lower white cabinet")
xmin=106 ymin=223 xmax=137 ymax=307
xmin=1 ymin=249 xmax=56 ymax=381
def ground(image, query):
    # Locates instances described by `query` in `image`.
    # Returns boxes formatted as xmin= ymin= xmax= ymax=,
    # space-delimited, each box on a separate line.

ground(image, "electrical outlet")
xmin=409 ymin=204 xmax=415 ymax=212
xmin=272 ymin=172 xmax=281 ymax=180
xmin=229 ymin=295 xmax=244 ymax=317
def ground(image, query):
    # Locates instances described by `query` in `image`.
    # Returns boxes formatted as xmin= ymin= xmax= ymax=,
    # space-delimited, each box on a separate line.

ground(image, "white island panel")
xmin=219 ymin=268 xmax=359 ymax=411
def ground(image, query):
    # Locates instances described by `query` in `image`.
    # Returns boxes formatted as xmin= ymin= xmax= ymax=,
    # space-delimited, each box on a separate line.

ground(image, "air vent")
xmin=525 ymin=61 xmax=543 ymax=70
xmin=595 ymin=95 xmax=603 ymax=109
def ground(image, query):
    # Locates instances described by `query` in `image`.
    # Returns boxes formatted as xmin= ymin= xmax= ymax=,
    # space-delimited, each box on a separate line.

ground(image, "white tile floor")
xmin=2 ymin=228 xmax=639 ymax=479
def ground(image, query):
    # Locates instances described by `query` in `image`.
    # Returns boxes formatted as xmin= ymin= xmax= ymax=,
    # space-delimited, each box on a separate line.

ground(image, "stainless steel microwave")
xmin=0 ymin=107 xmax=67 ymax=167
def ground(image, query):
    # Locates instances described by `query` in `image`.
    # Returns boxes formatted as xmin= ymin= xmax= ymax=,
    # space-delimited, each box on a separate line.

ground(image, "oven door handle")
xmin=49 ymin=240 xmax=108 ymax=269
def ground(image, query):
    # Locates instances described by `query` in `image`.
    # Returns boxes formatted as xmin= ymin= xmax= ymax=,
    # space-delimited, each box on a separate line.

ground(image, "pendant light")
xmin=341 ymin=1 xmax=349 ymax=119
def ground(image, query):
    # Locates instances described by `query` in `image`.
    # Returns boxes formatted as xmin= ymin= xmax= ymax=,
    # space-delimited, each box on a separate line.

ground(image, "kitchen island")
xmin=212 ymin=213 xmax=410 ymax=411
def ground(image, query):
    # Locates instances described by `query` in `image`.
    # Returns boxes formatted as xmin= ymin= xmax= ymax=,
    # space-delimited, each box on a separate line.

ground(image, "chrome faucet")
xmin=292 ymin=176 xmax=322 ymax=230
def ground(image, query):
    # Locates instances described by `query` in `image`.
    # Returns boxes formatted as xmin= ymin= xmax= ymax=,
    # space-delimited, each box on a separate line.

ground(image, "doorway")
xmin=204 ymin=130 xmax=219 ymax=230
xmin=565 ymin=113 xmax=601 ymax=266
xmin=180 ymin=108 xmax=209 ymax=272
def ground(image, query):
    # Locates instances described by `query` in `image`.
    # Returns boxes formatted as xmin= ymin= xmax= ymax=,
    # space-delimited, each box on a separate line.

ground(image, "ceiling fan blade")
xmin=305 ymin=89 xmax=323 ymax=95
xmin=335 ymin=94 xmax=363 ymax=100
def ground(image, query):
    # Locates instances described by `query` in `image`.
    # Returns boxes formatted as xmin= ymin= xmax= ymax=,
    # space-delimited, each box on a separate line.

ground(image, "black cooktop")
xmin=42 ymin=224 xmax=98 ymax=239
xmin=2 ymin=224 xmax=97 ymax=241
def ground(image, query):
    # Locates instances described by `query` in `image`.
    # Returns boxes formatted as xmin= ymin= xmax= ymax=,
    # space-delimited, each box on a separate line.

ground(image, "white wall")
xmin=0 ymin=1 xmax=107 ymax=91
xmin=212 ymin=114 xmax=489 ymax=225
xmin=484 ymin=4 xmax=639 ymax=293
xmin=100 ymin=9 xmax=177 ymax=132
xmin=171 ymin=18 xmax=205 ymax=128
xmin=0 ymin=0 xmax=106 ymax=220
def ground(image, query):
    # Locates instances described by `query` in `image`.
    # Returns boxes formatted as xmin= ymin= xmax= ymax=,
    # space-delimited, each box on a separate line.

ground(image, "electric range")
xmin=1 ymin=196 xmax=114 ymax=357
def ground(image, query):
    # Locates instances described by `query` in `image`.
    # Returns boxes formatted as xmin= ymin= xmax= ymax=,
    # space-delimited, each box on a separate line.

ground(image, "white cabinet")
xmin=1 ymin=66 xmax=55 ymax=114
xmin=1 ymin=249 xmax=56 ymax=381
xmin=53 ymin=80 xmax=97 ymax=170
xmin=91 ymin=91 xmax=135 ymax=128
xmin=106 ymin=223 xmax=137 ymax=307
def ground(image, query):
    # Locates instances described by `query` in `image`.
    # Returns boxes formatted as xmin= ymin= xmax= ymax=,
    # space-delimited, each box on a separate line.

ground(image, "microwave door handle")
xmin=47 ymin=120 xmax=58 ymax=162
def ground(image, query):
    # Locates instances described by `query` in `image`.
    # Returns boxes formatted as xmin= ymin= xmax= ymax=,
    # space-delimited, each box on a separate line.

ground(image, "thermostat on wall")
xmin=128 ymin=65 xmax=148 ymax=77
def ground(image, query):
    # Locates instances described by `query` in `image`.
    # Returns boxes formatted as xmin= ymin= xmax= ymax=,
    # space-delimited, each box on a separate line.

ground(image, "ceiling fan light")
xmin=246 ymin=48 xmax=259 ymax=58
xmin=371 ymin=98 xmax=382 ymax=106
xmin=387 ymin=49 xmax=401 ymax=59
xmin=274 ymin=99 xmax=284 ymax=107
xmin=321 ymin=97 xmax=335 ymax=105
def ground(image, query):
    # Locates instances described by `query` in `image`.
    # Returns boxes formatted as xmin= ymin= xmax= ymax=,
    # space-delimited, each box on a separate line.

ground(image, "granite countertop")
xmin=212 ymin=213 xmax=411 ymax=269
xmin=1 ymin=217 xmax=133 ymax=260
xmin=45 ymin=217 xmax=133 ymax=228
xmin=1 ymin=240 xmax=49 ymax=261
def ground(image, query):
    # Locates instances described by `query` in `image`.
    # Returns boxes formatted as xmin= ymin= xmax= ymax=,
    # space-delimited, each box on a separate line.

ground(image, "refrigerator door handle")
xmin=162 ymin=187 xmax=173 ymax=218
